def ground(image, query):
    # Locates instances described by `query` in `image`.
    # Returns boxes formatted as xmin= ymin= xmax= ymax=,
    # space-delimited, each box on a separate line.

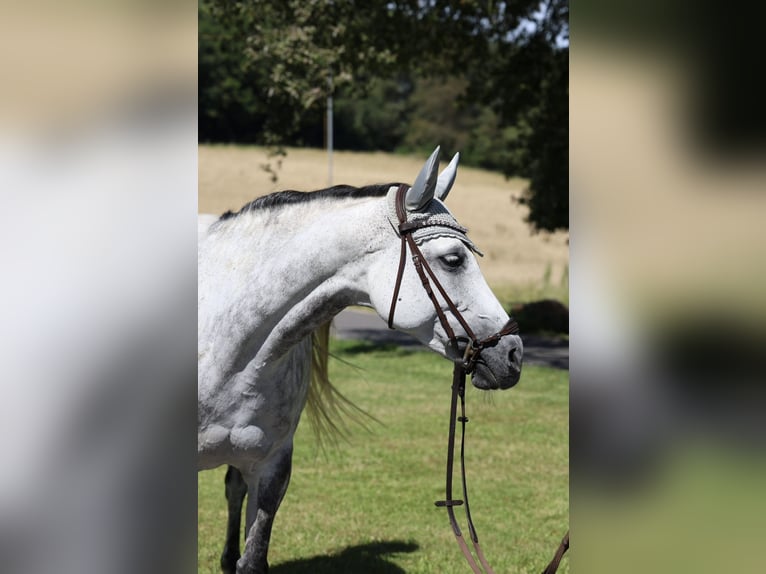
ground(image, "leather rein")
xmin=386 ymin=184 xmax=569 ymax=573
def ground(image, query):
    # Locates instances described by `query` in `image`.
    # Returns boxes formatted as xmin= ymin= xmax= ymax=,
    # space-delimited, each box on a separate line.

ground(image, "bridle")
xmin=386 ymin=185 xmax=517 ymax=370
xmin=386 ymin=184 xmax=569 ymax=573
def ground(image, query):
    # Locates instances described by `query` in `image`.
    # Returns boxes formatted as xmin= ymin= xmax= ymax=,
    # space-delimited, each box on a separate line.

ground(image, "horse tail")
xmin=305 ymin=321 xmax=374 ymax=447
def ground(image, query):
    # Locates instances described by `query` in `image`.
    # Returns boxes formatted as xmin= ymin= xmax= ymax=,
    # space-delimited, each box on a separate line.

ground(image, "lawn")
xmin=198 ymin=339 xmax=569 ymax=573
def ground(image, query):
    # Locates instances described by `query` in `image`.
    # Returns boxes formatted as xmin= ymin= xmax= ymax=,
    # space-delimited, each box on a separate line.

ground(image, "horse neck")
xmin=199 ymin=197 xmax=387 ymax=379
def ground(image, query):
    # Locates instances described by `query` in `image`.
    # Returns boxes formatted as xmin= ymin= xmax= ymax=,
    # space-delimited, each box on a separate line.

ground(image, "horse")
xmin=198 ymin=147 xmax=524 ymax=574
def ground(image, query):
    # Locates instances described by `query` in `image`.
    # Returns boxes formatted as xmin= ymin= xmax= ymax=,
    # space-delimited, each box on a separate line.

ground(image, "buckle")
xmin=435 ymin=499 xmax=464 ymax=507
xmin=460 ymin=339 xmax=482 ymax=372
xmin=462 ymin=341 xmax=474 ymax=364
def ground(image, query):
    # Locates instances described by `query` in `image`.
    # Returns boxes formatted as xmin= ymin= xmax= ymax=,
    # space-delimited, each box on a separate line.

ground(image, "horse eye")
xmin=439 ymin=253 xmax=464 ymax=268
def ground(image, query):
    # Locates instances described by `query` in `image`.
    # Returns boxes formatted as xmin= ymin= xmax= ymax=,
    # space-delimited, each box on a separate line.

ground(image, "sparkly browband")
xmin=385 ymin=186 xmax=484 ymax=256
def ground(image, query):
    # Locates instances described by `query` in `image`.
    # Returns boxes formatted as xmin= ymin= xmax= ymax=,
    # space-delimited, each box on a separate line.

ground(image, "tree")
xmin=333 ymin=77 xmax=414 ymax=151
xmin=459 ymin=1 xmax=569 ymax=232
xmin=199 ymin=0 xmax=267 ymax=142
xmin=204 ymin=0 xmax=569 ymax=231
xmin=518 ymin=44 xmax=568 ymax=232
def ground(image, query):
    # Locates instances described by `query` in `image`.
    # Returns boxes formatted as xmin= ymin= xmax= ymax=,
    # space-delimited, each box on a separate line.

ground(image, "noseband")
xmin=387 ymin=184 xmax=569 ymax=573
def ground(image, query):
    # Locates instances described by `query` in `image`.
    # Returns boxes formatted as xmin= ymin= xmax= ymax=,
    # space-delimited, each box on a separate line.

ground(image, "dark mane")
xmin=219 ymin=183 xmax=402 ymax=221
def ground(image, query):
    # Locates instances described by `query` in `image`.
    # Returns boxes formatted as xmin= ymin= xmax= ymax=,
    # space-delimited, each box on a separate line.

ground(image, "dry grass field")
xmin=199 ymin=145 xmax=568 ymax=297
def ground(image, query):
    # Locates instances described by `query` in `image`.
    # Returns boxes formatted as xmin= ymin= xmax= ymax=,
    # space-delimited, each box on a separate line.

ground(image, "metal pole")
xmin=327 ymin=75 xmax=333 ymax=186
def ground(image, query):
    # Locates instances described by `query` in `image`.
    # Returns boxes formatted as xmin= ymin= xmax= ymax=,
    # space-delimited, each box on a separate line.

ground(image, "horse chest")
xmin=198 ymin=339 xmax=312 ymax=469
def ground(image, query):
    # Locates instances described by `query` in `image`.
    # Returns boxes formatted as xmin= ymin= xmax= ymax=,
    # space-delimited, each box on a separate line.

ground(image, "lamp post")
xmin=326 ymin=74 xmax=333 ymax=186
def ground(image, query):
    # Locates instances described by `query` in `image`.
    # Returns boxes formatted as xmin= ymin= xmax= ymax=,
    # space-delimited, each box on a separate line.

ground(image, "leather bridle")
xmin=386 ymin=184 xmax=569 ymax=573
xmin=387 ymin=185 xmax=518 ymax=369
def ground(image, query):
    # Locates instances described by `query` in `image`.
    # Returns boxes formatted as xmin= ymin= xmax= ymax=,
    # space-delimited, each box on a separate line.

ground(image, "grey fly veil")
xmin=385 ymin=187 xmax=484 ymax=256
xmin=384 ymin=146 xmax=482 ymax=256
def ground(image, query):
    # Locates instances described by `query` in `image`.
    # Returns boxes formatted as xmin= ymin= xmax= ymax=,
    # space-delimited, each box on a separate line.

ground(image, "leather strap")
xmin=405 ymin=230 xmax=474 ymax=342
xmin=387 ymin=225 xmax=408 ymax=329
xmin=389 ymin=184 xmax=465 ymax=341
xmin=438 ymin=365 xmax=569 ymax=574
xmin=435 ymin=365 xmax=484 ymax=574
xmin=542 ymin=531 xmax=570 ymax=574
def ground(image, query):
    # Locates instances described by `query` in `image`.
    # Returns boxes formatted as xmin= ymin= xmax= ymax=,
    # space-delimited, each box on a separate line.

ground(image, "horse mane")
xmin=217 ymin=183 xmax=389 ymax=441
xmin=219 ymin=183 xmax=402 ymax=221
xmin=306 ymin=322 xmax=377 ymax=447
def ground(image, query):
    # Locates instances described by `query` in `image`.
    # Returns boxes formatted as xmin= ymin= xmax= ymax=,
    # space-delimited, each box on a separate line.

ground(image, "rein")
xmin=387 ymin=184 xmax=569 ymax=573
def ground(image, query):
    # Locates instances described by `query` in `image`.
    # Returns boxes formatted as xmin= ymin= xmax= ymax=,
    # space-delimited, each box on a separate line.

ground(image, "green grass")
xmin=198 ymin=339 xmax=569 ymax=573
xmin=491 ymin=264 xmax=570 ymax=309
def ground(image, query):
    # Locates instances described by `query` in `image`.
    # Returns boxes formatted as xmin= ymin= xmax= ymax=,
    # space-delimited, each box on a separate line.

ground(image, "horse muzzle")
xmin=468 ymin=334 xmax=523 ymax=390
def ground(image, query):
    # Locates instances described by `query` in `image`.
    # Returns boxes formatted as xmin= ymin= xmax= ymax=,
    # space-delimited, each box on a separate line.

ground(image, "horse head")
xmin=367 ymin=147 xmax=523 ymax=390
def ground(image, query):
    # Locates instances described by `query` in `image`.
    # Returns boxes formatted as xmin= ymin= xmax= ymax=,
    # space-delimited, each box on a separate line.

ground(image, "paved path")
xmin=333 ymin=309 xmax=568 ymax=371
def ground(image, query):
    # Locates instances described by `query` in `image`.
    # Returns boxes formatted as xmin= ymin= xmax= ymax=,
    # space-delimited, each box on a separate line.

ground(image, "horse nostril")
xmin=507 ymin=346 xmax=523 ymax=374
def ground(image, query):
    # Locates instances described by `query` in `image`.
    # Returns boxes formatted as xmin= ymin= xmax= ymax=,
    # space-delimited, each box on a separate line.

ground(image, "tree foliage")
xmin=200 ymin=0 xmax=569 ymax=232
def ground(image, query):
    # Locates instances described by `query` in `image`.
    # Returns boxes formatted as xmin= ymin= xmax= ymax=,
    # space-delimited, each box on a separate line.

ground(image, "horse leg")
xmin=237 ymin=443 xmax=294 ymax=574
xmin=220 ymin=465 xmax=248 ymax=574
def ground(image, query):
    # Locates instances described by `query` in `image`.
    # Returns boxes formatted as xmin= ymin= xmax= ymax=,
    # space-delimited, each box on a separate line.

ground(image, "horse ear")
xmin=435 ymin=152 xmax=460 ymax=201
xmin=405 ymin=146 xmax=441 ymax=211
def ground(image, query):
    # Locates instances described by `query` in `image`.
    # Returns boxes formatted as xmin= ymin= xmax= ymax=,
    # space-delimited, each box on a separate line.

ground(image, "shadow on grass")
xmin=270 ymin=540 xmax=419 ymax=574
xmin=335 ymin=339 xmax=423 ymax=357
